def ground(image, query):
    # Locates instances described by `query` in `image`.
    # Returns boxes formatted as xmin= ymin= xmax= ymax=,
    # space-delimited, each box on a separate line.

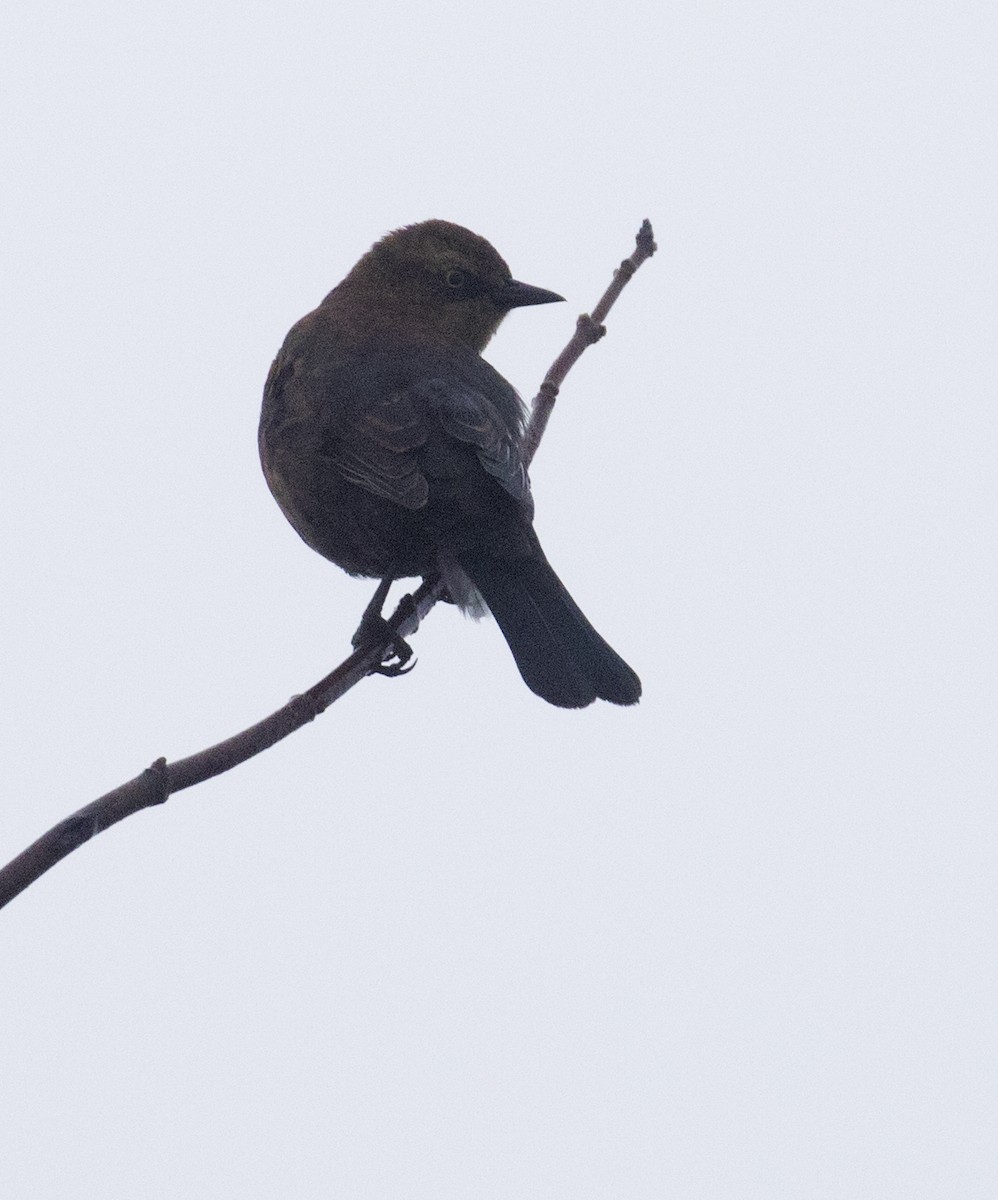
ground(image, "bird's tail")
xmin=457 ymin=548 xmax=641 ymax=708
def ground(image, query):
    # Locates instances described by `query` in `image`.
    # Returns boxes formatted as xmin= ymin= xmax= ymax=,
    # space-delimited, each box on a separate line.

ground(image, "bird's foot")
xmin=352 ymin=578 xmax=417 ymax=677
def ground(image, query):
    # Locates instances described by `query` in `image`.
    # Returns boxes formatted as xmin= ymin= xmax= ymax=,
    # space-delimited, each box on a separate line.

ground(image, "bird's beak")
xmin=500 ymin=280 xmax=566 ymax=309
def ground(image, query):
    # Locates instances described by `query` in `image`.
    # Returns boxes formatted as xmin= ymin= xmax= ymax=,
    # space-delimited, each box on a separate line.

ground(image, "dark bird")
xmin=259 ymin=220 xmax=641 ymax=708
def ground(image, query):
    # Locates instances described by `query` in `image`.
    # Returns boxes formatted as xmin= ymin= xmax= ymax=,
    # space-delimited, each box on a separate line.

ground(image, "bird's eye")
xmin=445 ymin=269 xmax=465 ymax=290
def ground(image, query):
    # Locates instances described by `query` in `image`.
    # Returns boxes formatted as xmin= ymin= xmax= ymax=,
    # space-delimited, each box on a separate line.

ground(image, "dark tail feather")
xmin=458 ymin=550 xmax=641 ymax=708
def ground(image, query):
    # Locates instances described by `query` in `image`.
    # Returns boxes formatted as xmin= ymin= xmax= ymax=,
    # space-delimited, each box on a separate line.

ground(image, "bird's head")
xmin=343 ymin=219 xmax=564 ymax=351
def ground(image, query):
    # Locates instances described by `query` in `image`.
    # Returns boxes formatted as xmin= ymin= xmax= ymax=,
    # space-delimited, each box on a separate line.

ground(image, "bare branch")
xmin=0 ymin=578 xmax=439 ymax=910
xmin=0 ymin=221 xmax=655 ymax=911
xmin=522 ymin=218 xmax=656 ymax=466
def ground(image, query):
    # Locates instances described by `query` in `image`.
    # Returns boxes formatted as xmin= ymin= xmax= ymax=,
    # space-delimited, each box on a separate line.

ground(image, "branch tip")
xmin=636 ymin=219 xmax=657 ymax=255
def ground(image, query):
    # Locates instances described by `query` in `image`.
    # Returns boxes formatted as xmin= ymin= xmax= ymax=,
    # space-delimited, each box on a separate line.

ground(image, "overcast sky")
xmin=2 ymin=2 xmax=996 ymax=1196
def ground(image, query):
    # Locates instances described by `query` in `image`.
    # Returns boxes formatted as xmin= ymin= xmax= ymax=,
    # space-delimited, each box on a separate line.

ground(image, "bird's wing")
xmin=262 ymin=340 xmax=431 ymax=511
xmin=412 ymin=376 xmax=531 ymax=506
xmin=271 ymin=345 xmax=532 ymax=514
xmin=328 ymin=390 xmax=431 ymax=510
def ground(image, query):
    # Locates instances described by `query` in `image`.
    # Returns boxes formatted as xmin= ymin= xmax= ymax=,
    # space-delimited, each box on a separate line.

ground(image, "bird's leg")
xmin=352 ymin=576 xmax=417 ymax=677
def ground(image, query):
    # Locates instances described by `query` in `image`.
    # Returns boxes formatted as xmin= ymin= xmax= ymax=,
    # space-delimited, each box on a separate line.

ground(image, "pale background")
xmin=2 ymin=2 xmax=995 ymax=1196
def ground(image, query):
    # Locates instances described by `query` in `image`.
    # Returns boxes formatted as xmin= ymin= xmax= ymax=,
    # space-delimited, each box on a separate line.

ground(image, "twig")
xmin=0 ymin=221 xmax=655 ymax=911
xmin=0 ymin=578 xmax=439 ymax=910
xmin=522 ymin=218 xmax=656 ymax=465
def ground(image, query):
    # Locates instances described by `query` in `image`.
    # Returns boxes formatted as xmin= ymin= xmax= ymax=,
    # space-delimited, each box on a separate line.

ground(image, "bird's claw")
xmin=370 ymin=641 xmax=416 ymax=677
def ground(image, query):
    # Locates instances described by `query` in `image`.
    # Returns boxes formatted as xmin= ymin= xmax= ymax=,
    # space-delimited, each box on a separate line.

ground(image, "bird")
xmin=259 ymin=219 xmax=641 ymax=708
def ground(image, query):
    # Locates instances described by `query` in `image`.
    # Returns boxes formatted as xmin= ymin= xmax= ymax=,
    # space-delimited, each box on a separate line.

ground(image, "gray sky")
xmin=2 ymin=1 xmax=996 ymax=1196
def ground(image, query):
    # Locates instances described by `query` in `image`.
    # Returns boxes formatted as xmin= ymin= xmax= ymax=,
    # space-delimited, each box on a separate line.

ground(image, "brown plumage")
xmin=259 ymin=220 xmax=640 ymax=707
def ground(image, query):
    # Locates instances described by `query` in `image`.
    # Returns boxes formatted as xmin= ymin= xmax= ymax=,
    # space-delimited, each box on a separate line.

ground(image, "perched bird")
xmin=259 ymin=220 xmax=640 ymax=708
